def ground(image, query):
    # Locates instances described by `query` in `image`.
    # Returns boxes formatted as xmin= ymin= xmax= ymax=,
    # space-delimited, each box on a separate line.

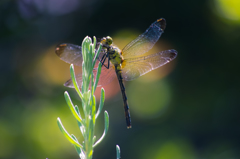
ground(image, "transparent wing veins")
xmin=121 ymin=49 xmax=177 ymax=81
xmin=122 ymin=19 xmax=165 ymax=59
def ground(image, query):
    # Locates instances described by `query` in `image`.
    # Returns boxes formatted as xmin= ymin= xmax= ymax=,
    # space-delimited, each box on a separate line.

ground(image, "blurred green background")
xmin=1 ymin=0 xmax=240 ymax=159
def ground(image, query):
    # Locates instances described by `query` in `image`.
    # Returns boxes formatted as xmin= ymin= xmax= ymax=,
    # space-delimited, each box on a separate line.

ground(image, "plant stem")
xmin=57 ymin=36 xmax=112 ymax=159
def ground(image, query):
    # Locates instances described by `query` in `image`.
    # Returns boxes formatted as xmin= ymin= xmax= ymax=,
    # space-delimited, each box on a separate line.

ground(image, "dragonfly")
xmin=55 ymin=18 xmax=177 ymax=129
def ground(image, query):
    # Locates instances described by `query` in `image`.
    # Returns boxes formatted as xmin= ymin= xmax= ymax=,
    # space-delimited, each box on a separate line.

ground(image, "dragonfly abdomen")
xmin=115 ymin=65 xmax=131 ymax=129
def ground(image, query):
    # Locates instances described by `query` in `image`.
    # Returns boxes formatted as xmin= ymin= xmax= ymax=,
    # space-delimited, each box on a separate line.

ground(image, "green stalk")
xmin=57 ymin=36 xmax=120 ymax=159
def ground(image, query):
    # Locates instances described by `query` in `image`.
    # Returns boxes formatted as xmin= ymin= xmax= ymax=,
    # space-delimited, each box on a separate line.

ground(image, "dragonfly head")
xmin=101 ymin=36 xmax=113 ymax=46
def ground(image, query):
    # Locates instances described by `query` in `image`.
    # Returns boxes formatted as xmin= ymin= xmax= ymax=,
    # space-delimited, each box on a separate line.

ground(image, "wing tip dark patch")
xmin=157 ymin=18 xmax=166 ymax=31
xmin=55 ymin=43 xmax=67 ymax=57
xmin=64 ymin=78 xmax=73 ymax=88
xmin=169 ymin=49 xmax=178 ymax=59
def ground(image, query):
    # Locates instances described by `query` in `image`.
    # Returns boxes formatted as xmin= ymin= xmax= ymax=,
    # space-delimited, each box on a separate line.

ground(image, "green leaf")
xmin=93 ymin=36 xmax=96 ymax=51
xmin=88 ymin=118 xmax=94 ymax=154
xmin=116 ymin=145 xmax=121 ymax=159
xmin=93 ymin=62 xmax=102 ymax=93
xmin=74 ymin=105 xmax=81 ymax=116
xmin=92 ymin=136 xmax=96 ymax=145
xmin=93 ymin=43 xmax=102 ymax=68
xmin=72 ymin=134 xmax=82 ymax=155
xmin=74 ymin=105 xmax=85 ymax=135
xmin=91 ymin=72 xmax=94 ymax=95
xmin=70 ymin=64 xmax=83 ymax=99
xmin=93 ymin=111 xmax=109 ymax=148
xmin=86 ymin=43 xmax=93 ymax=74
xmin=57 ymin=118 xmax=83 ymax=148
xmin=92 ymin=95 xmax=96 ymax=126
xmin=64 ymin=91 xmax=83 ymax=125
xmin=96 ymin=88 xmax=105 ymax=119
xmin=82 ymin=36 xmax=90 ymax=63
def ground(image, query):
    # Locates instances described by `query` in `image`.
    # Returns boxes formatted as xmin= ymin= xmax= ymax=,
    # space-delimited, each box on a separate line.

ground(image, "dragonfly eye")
xmin=106 ymin=36 xmax=113 ymax=45
xmin=101 ymin=37 xmax=107 ymax=44
xmin=101 ymin=36 xmax=113 ymax=46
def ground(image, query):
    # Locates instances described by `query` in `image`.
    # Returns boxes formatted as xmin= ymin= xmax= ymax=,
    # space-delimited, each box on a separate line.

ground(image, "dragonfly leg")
xmin=98 ymin=53 xmax=105 ymax=63
xmin=103 ymin=53 xmax=110 ymax=69
xmin=98 ymin=52 xmax=110 ymax=69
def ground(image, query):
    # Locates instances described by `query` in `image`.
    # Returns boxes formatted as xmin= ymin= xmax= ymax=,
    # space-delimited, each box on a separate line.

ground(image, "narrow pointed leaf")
xmin=91 ymin=72 xmax=94 ymax=95
xmin=96 ymin=88 xmax=105 ymax=119
xmin=92 ymin=95 xmax=96 ymax=126
xmin=93 ymin=136 xmax=96 ymax=145
xmin=93 ymin=43 xmax=102 ymax=68
xmin=116 ymin=145 xmax=121 ymax=159
xmin=74 ymin=105 xmax=85 ymax=135
xmin=71 ymin=134 xmax=82 ymax=155
xmin=93 ymin=36 xmax=96 ymax=51
xmin=93 ymin=111 xmax=109 ymax=148
xmin=57 ymin=118 xmax=83 ymax=148
xmin=70 ymin=64 xmax=83 ymax=99
xmin=64 ymin=91 xmax=83 ymax=124
xmin=93 ymin=62 xmax=102 ymax=93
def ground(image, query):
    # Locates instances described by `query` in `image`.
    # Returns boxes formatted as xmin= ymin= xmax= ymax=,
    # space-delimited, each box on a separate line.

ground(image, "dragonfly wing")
xmin=121 ymin=49 xmax=177 ymax=81
xmin=55 ymin=43 xmax=83 ymax=66
xmin=97 ymin=64 xmax=116 ymax=86
xmin=55 ymin=43 xmax=106 ymax=67
xmin=64 ymin=62 xmax=116 ymax=88
xmin=122 ymin=18 xmax=166 ymax=59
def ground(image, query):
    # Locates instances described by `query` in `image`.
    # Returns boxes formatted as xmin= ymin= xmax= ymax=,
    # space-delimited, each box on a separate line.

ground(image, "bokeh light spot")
xmin=128 ymin=78 xmax=171 ymax=119
xmin=153 ymin=139 xmax=196 ymax=159
xmin=21 ymin=100 xmax=83 ymax=155
xmin=17 ymin=0 xmax=80 ymax=18
xmin=214 ymin=0 xmax=240 ymax=22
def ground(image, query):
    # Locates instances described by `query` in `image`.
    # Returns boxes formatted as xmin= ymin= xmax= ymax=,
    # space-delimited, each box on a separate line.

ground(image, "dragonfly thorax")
xmin=108 ymin=45 xmax=123 ymax=65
